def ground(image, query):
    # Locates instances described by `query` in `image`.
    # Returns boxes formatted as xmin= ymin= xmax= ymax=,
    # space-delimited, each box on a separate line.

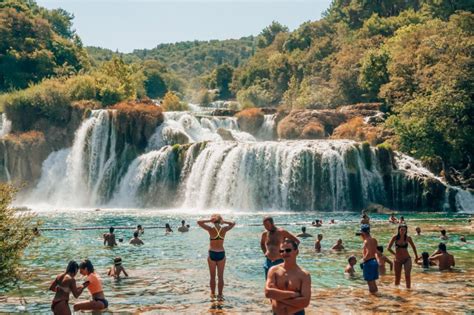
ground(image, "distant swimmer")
xmin=345 ymin=256 xmax=357 ymax=276
xmin=399 ymin=216 xmax=406 ymax=224
xmin=296 ymin=226 xmax=313 ymax=238
xmin=440 ymin=229 xmax=448 ymax=240
xmin=129 ymin=231 xmax=144 ymax=245
xmin=331 ymin=239 xmax=344 ymax=251
xmin=416 ymin=252 xmax=435 ymax=269
xmin=265 ymin=239 xmax=311 ymax=315
xmin=329 ymin=219 xmax=336 ymax=224
xmin=261 ymin=216 xmax=300 ymax=279
xmin=103 ymin=227 xmax=117 ymax=247
xmin=107 ymin=257 xmax=128 ymax=279
xmin=135 ymin=225 xmax=144 ymax=235
xmin=429 ymin=243 xmax=455 ymax=271
xmin=312 ymin=219 xmax=322 ymax=227
xmin=415 ymin=227 xmax=421 ymax=236
xmin=389 ymin=214 xmax=398 ymax=224
xmin=376 ymin=246 xmax=393 ymax=275
xmin=360 ymin=214 xmax=370 ymax=225
xmin=50 ymin=261 xmax=87 ymax=315
xmin=178 ymin=220 xmax=189 ymax=232
xmin=387 ymin=224 xmax=419 ymax=289
xmin=197 ymin=214 xmax=235 ymax=300
xmin=357 ymin=224 xmax=379 ymax=294
xmin=314 ymin=234 xmax=323 ymax=252
xmin=74 ymin=260 xmax=108 ymax=312
xmin=460 ymin=236 xmax=467 ymax=242
xmin=165 ymin=223 xmax=173 ymax=234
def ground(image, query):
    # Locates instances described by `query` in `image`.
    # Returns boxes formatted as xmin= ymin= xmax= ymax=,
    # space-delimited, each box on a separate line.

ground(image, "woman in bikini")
xmin=73 ymin=259 xmax=109 ymax=312
xmin=49 ymin=261 xmax=87 ymax=315
xmin=387 ymin=224 xmax=419 ymax=288
xmin=197 ymin=214 xmax=235 ymax=300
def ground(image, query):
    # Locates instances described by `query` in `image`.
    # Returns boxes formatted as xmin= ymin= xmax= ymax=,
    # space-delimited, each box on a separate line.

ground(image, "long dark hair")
xmin=396 ymin=224 xmax=408 ymax=241
xmin=66 ymin=260 xmax=79 ymax=274
xmin=79 ymin=259 xmax=94 ymax=273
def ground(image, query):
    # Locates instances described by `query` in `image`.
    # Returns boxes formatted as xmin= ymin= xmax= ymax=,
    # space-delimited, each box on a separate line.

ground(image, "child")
xmin=331 ymin=239 xmax=344 ymax=251
xmin=376 ymin=246 xmax=393 ymax=275
xmin=345 ymin=256 xmax=357 ymax=276
xmin=108 ymin=257 xmax=129 ymax=279
xmin=314 ymin=234 xmax=323 ymax=252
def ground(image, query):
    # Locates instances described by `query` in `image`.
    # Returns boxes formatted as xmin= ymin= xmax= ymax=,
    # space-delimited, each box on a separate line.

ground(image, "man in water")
xmin=429 ymin=243 xmax=455 ymax=271
xmin=415 ymin=227 xmax=421 ymax=236
xmin=331 ymin=239 xmax=344 ymax=251
xmin=296 ymin=226 xmax=312 ymax=238
xmin=103 ymin=227 xmax=117 ymax=247
xmin=314 ymin=234 xmax=323 ymax=252
xmin=261 ymin=217 xmax=300 ymax=279
xmin=265 ymin=239 xmax=311 ymax=315
xmin=178 ymin=220 xmax=189 ymax=232
xmin=357 ymin=224 xmax=379 ymax=293
xmin=129 ymin=231 xmax=144 ymax=245
xmin=312 ymin=220 xmax=322 ymax=227
xmin=440 ymin=229 xmax=449 ymax=240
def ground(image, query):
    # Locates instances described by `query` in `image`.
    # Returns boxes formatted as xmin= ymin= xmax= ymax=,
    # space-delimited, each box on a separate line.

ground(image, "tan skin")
xmin=261 ymin=221 xmax=300 ymax=261
xmin=197 ymin=215 xmax=235 ymax=298
xmin=376 ymin=252 xmax=393 ymax=275
xmin=429 ymin=251 xmax=455 ymax=271
xmin=265 ymin=243 xmax=311 ymax=315
xmin=49 ymin=271 xmax=86 ymax=315
xmin=108 ymin=265 xmax=129 ymax=278
xmin=73 ymin=268 xmax=107 ymax=311
xmin=387 ymin=226 xmax=419 ymax=288
xmin=361 ymin=232 xmax=379 ymax=293
xmin=345 ymin=258 xmax=356 ymax=275
xmin=314 ymin=235 xmax=323 ymax=252
xmin=331 ymin=239 xmax=344 ymax=251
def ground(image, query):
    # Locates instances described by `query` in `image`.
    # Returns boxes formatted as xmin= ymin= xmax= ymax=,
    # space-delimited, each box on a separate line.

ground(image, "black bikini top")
xmin=396 ymin=242 xmax=409 ymax=249
xmin=210 ymin=227 xmax=224 ymax=241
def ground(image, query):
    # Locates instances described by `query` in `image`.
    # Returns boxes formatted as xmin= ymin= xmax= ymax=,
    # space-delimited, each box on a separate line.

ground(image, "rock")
xmin=363 ymin=203 xmax=393 ymax=214
xmin=301 ymin=122 xmax=325 ymax=139
xmin=217 ymin=128 xmax=237 ymax=141
xmin=211 ymin=109 xmax=238 ymax=116
xmin=236 ymin=108 xmax=264 ymax=135
xmin=163 ymin=128 xmax=190 ymax=145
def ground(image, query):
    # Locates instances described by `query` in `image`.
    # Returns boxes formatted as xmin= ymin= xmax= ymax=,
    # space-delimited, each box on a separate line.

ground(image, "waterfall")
xmin=255 ymin=114 xmax=276 ymax=141
xmin=0 ymin=113 xmax=12 ymax=138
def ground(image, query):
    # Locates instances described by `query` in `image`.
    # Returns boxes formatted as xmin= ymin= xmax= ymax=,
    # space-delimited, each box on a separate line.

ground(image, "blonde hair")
xmin=211 ymin=214 xmax=222 ymax=224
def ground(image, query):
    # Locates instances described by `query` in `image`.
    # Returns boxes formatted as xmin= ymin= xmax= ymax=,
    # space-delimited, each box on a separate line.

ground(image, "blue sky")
xmin=37 ymin=0 xmax=332 ymax=52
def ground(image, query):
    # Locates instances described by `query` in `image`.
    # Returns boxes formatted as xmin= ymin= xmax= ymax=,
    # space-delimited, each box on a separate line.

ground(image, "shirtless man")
xmin=314 ymin=234 xmax=323 ymax=252
xmin=331 ymin=239 xmax=344 ymax=251
xmin=103 ymin=227 xmax=117 ymax=247
xmin=178 ymin=220 xmax=189 ymax=232
xmin=265 ymin=239 xmax=311 ymax=315
xmin=296 ymin=227 xmax=312 ymax=238
xmin=357 ymin=224 xmax=379 ymax=293
xmin=261 ymin=217 xmax=300 ymax=279
xmin=429 ymin=243 xmax=455 ymax=271
xmin=129 ymin=231 xmax=144 ymax=245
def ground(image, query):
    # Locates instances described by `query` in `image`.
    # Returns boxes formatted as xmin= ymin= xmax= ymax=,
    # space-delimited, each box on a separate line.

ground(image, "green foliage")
xmin=237 ymin=84 xmax=272 ymax=108
xmin=208 ymin=64 xmax=234 ymax=99
xmin=193 ymin=89 xmax=215 ymax=107
xmin=257 ymin=21 xmax=289 ymax=48
xmin=358 ymin=49 xmax=389 ymax=100
xmin=0 ymin=0 xmax=88 ymax=92
xmin=0 ymin=184 xmax=40 ymax=287
xmin=161 ymin=91 xmax=188 ymax=111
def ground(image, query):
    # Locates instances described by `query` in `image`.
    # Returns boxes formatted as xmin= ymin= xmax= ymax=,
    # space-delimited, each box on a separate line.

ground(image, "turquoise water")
xmin=1 ymin=209 xmax=473 ymax=313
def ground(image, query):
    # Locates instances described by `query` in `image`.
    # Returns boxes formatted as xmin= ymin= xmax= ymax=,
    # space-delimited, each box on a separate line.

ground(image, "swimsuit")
xmin=209 ymin=250 xmax=226 ymax=261
xmin=210 ymin=227 xmax=224 ymax=241
xmin=51 ymin=299 xmax=68 ymax=312
xmin=395 ymin=240 xmax=411 ymax=265
xmin=86 ymin=273 xmax=108 ymax=309
xmin=273 ymin=310 xmax=305 ymax=315
xmin=94 ymin=297 xmax=109 ymax=309
xmin=362 ymin=258 xmax=379 ymax=281
xmin=264 ymin=257 xmax=284 ymax=279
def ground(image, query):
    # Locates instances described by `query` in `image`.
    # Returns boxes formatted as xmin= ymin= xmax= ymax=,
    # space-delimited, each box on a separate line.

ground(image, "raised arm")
xmin=278 ymin=272 xmax=312 ymax=309
xmin=49 ymin=276 xmax=59 ymax=292
xmin=197 ymin=219 xmax=213 ymax=231
xmin=260 ymin=232 xmax=267 ymax=255
xmin=265 ymin=268 xmax=299 ymax=300
xmin=222 ymin=220 xmax=236 ymax=232
xmin=282 ymin=230 xmax=300 ymax=245
xmin=408 ymin=236 xmax=418 ymax=260
xmin=387 ymin=235 xmax=396 ymax=256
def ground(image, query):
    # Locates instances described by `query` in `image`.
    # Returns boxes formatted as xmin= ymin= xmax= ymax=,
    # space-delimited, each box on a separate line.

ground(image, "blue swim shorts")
xmin=363 ymin=258 xmax=379 ymax=281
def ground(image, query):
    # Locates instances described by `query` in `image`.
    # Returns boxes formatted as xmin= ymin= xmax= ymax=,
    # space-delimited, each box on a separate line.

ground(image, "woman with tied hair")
xmin=387 ymin=224 xmax=419 ymax=288
xmin=197 ymin=214 xmax=235 ymax=301
xmin=49 ymin=260 xmax=87 ymax=315
xmin=73 ymin=259 xmax=109 ymax=311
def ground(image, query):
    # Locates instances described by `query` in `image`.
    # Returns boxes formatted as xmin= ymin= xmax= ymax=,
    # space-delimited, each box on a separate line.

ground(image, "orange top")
xmin=87 ymin=273 xmax=103 ymax=295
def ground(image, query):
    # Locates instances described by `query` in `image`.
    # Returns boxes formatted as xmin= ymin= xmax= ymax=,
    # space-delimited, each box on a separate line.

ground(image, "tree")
xmin=161 ymin=91 xmax=188 ymax=111
xmin=358 ymin=49 xmax=389 ymax=101
xmin=257 ymin=21 xmax=289 ymax=48
xmin=209 ymin=64 xmax=234 ymax=99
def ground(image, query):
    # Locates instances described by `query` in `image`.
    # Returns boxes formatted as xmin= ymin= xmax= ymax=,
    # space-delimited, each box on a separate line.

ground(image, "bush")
xmin=161 ymin=91 xmax=188 ymax=111
xmin=0 ymin=184 xmax=40 ymax=287
xmin=331 ymin=117 xmax=382 ymax=145
xmin=236 ymin=84 xmax=272 ymax=109
xmin=67 ymin=75 xmax=97 ymax=101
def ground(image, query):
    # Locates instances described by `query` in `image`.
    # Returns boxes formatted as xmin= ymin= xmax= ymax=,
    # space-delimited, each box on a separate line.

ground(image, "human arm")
xmin=222 ymin=220 xmax=236 ymax=232
xmin=282 ymin=230 xmax=300 ymax=245
xmin=49 ymin=275 xmax=60 ymax=292
xmin=122 ymin=267 xmax=129 ymax=277
xmin=197 ymin=219 xmax=213 ymax=231
xmin=386 ymin=257 xmax=393 ymax=271
xmin=277 ymin=272 xmax=312 ymax=309
xmin=70 ymin=278 xmax=86 ymax=299
xmin=408 ymin=236 xmax=419 ymax=260
xmin=264 ymin=268 xmax=299 ymax=301
xmin=260 ymin=232 xmax=267 ymax=255
xmin=103 ymin=234 xmax=107 ymax=246
xmin=387 ymin=236 xmax=396 ymax=256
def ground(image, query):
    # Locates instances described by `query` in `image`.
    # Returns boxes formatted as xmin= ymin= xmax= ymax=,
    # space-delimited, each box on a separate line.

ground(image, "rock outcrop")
xmin=236 ymin=108 xmax=265 ymax=134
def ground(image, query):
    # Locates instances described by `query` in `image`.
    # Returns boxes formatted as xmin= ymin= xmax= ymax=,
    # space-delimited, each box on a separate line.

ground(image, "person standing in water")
xmin=265 ymin=239 xmax=311 ymax=315
xmin=429 ymin=243 xmax=455 ymax=271
xmin=345 ymin=256 xmax=357 ymax=276
xmin=129 ymin=231 xmax=144 ymax=245
xmin=178 ymin=220 xmax=189 ymax=232
xmin=107 ymin=257 xmax=129 ymax=279
xmin=314 ymin=234 xmax=323 ymax=252
xmin=357 ymin=224 xmax=379 ymax=293
xmin=261 ymin=216 xmax=300 ymax=279
xmin=197 ymin=214 xmax=235 ymax=300
xmin=74 ymin=259 xmax=108 ymax=311
xmin=50 ymin=261 xmax=87 ymax=315
xmin=165 ymin=223 xmax=173 ymax=234
xmin=103 ymin=226 xmax=117 ymax=247
xmin=376 ymin=246 xmax=393 ymax=275
xmin=296 ymin=226 xmax=313 ymax=238
xmin=331 ymin=239 xmax=345 ymax=251
xmin=387 ymin=224 xmax=419 ymax=288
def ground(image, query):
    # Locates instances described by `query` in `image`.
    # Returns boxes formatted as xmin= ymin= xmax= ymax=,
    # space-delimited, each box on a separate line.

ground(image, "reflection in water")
xmin=0 ymin=211 xmax=472 ymax=313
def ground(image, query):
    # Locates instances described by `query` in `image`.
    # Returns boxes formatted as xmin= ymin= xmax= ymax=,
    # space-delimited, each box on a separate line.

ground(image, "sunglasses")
xmin=279 ymin=248 xmax=293 ymax=253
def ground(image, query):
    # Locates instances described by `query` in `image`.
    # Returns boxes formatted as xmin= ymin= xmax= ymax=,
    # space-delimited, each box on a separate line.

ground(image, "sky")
xmin=37 ymin=0 xmax=333 ymax=53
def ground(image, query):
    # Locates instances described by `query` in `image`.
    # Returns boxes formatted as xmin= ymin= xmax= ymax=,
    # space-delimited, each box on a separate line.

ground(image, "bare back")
xmin=363 ymin=237 xmax=378 ymax=261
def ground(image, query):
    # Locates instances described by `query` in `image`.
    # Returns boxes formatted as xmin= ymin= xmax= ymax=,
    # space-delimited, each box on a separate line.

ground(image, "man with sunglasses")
xmin=265 ymin=239 xmax=311 ymax=315
xmin=261 ymin=217 xmax=300 ymax=279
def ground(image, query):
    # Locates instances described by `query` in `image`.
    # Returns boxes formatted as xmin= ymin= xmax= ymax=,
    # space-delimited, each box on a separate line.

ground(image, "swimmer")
xmin=129 ymin=231 xmax=144 ymax=245
xmin=329 ymin=219 xmax=335 ymax=224
xmin=357 ymin=224 xmax=379 ymax=293
xmin=50 ymin=261 xmax=86 ymax=315
xmin=135 ymin=225 xmax=144 ymax=235
xmin=73 ymin=260 xmax=109 ymax=312
xmin=345 ymin=256 xmax=357 ymax=276
xmin=376 ymin=246 xmax=393 ymax=275
xmin=165 ymin=223 xmax=173 ymax=234
xmin=389 ymin=213 xmax=398 ymax=224
xmin=440 ymin=229 xmax=448 ymax=240
xmin=107 ymin=257 xmax=128 ymax=279
xmin=296 ymin=226 xmax=313 ymax=238
xmin=360 ymin=213 xmax=370 ymax=225
xmin=416 ymin=252 xmax=435 ymax=269
xmin=178 ymin=220 xmax=189 ymax=232
xmin=387 ymin=224 xmax=419 ymax=288
xmin=33 ymin=227 xmax=40 ymax=236
xmin=460 ymin=236 xmax=467 ymax=242
xmin=103 ymin=227 xmax=117 ymax=247
xmin=415 ymin=226 xmax=421 ymax=236
xmin=399 ymin=216 xmax=406 ymax=224
xmin=312 ymin=219 xmax=322 ymax=227
xmin=331 ymin=239 xmax=344 ymax=251
xmin=429 ymin=243 xmax=455 ymax=271
xmin=314 ymin=234 xmax=323 ymax=252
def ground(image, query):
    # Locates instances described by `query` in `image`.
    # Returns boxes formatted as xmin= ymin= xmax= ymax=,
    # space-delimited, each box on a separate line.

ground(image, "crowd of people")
xmin=49 ymin=214 xmax=465 ymax=315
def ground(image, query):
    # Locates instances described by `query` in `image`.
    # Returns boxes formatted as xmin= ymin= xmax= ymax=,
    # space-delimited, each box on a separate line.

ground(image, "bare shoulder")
xmin=299 ymin=267 xmax=311 ymax=278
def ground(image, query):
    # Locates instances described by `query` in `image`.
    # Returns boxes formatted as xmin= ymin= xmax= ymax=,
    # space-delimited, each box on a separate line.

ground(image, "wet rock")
xmin=236 ymin=108 xmax=264 ymax=135
xmin=211 ymin=109 xmax=238 ymax=116
xmin=217 ymin=128 xmax=237 ymax=141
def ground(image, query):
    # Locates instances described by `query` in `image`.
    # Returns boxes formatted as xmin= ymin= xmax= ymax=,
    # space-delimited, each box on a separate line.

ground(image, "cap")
xmin=356 ymin=224 xmax=370 ymax=236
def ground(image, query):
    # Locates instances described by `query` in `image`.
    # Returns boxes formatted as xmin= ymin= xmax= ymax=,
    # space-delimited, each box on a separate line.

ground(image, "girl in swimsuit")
xmin=49 ymin=261 xmax=87 ymax=315
xmin=387 ymin=224 xmax=419 ymax=288
xmin=197 ymin=214 xmax=235 ymax=301
xmin=73 ymin=259 xmax=109 ymax=312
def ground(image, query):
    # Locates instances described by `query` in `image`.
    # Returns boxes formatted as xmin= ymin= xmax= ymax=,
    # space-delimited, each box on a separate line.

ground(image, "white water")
xmin=0 ymin=113 xmax=11 ymax=138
